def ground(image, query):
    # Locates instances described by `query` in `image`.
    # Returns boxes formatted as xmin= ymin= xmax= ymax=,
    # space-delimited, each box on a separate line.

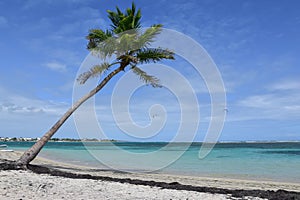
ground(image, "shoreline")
xmin=1 ymin=150 xmax=300 ymax=193
xmin=2 ymin=141 xmax=300 ymax=185
xmin=1 ymin=151 xmax=300 ymax=199
xmin=38 ymin=150 xmax=300 ymax=184
xmin=37 ymin=152 xmax=300 ymax=191
xmin=0 ymin=151 xmax=300 ymax=192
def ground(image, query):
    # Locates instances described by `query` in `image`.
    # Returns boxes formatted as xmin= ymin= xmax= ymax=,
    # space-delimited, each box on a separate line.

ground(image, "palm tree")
xmin=15 ymin=3 xmax=174 ymax=168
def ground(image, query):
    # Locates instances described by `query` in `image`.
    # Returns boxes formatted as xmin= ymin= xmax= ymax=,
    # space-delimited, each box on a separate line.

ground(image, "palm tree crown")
xmin=78 ymin=2 xmax=175 ymax=87
xmin=13 ymin=3 xmax=175 ymax=168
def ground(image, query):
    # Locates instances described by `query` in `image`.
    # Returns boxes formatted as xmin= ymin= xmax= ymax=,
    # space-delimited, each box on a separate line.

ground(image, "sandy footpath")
xmin=0 ymin=151 xmax=299 ymax=199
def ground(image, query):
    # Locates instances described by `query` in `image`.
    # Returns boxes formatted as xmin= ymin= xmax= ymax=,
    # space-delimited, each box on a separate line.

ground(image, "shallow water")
xmin=2 ymin=141 xmax=300 ymax=183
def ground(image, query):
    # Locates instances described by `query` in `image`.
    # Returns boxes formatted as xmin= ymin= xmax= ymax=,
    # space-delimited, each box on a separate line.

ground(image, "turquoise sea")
xmin=1 ymin=141 xmax=300 ymax=183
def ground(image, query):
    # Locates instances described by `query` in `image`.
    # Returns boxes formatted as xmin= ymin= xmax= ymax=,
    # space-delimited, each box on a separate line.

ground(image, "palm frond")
xmin=77 ymin=62 xmax=111 ymax=84
xmin=107 ymin=3 xmax=141 ymax=34
xmin=131 ymin=66 xmax=161 ymax=88
xmin=136 ymin=48 xmax=175 ymax=64
xmin=84 ymin=3 xmax=176 ymax=80
xmin=107 ymin=7 xmax=123 ymax=30
xmin=93 ymin=36 xmax=119 ymax=58
xmin=115 ymin=31 xmax=139 ymax=55
xmin=86 ymin=29 xmax=112 ymax=50
xmin=135 ymin=24 xmax=162 ymax=48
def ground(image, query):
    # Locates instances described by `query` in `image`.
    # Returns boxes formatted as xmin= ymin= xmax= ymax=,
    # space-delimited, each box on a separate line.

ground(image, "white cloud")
xmin=45 ymin=62 xmax=67 ymax=72
xmin=0 ymin=97 xmax=67 ymax=116
xmin=0 ymin=86 xmax=77 ymax=138
xmin=0 ymin=103 xmax=44 ymax=114
xmin=239 ymin=94 xmax=275 ymax=108
xmin=0 ymin=86 xmax=68 ymax=116
xmin=235 ymin=90 xmax=300 ymax=121
xmin=268 ymin=80 xmax=300 ymax=91
xmin=222 ymin=78 xmax=300 ymax=122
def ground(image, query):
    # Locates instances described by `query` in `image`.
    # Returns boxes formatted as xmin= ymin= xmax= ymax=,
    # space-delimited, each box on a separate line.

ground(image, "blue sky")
xmin=0 ymin=0 xmax=299 ymax=141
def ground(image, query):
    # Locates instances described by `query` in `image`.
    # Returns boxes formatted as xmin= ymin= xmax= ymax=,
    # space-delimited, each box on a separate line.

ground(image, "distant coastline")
xmin=0 ymin=137 xmax=117 ymax=142
xmin=0 ymin=137 xmax=299 ymax=143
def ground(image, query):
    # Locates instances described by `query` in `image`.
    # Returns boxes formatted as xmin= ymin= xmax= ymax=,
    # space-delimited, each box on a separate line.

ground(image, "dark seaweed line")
xmin=27 ymin=164 xmax=300 ymax=200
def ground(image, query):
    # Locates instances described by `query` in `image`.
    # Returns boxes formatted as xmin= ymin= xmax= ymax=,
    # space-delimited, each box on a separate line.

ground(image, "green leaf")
xmin=84 ymin=2 xmax=176 ymax=82
xmin=86 ymin=29 xmax=112 ymax=50
xmin=136 ymin=25 xmax=162 ymax=48
xmin=136 ymin=48 xmax=175 ymax=64
xmin=77 ymin=62 xmax=111 ymax=84
xmin=107 ymin=2 xmax=141 ymax=33
xmin=131 ymin=66 xmax=162 ymax=88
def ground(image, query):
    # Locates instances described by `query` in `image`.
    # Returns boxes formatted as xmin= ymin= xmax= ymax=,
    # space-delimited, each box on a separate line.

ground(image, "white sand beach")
xmin=1 ymin=170 xmax=254 ymax=200
xmin=0 ymin=151 xmax=299 ymax=199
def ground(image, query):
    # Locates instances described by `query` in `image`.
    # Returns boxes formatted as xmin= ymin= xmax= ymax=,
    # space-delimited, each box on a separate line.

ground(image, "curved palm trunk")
xmin=16 ymin=66 xmax=123 ymax=168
